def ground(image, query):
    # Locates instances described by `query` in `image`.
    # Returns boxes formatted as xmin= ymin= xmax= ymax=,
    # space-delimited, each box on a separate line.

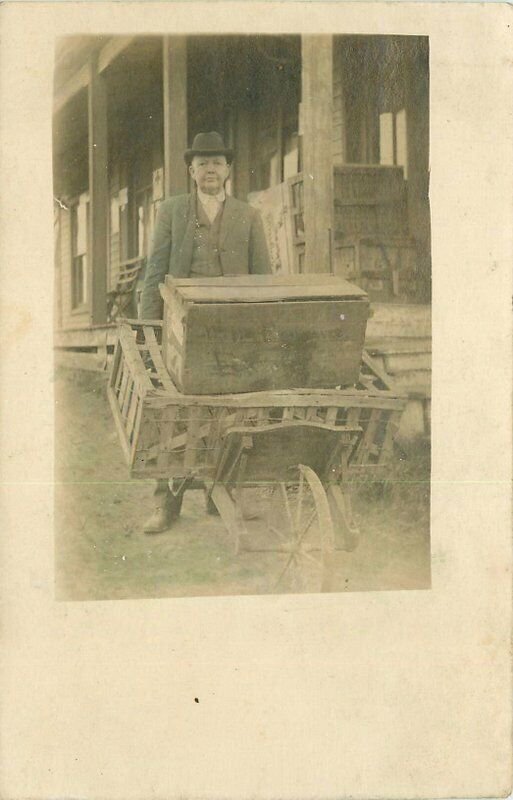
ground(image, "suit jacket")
xmin=140 ymin=192 xmax=272 ymax=319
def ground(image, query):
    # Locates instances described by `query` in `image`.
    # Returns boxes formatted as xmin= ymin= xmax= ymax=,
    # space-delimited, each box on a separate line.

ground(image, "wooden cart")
xmin=108 ymin=320 xmax=406 ymax=592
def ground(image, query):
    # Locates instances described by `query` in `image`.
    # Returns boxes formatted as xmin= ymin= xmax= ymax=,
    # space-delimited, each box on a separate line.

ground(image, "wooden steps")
xmin=365 ymin=302 xmax=431 ymax=439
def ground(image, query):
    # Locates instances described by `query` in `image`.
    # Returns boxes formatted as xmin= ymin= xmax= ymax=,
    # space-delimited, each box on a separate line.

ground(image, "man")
xmin=140 ymin=131 xmax=272 ymax=533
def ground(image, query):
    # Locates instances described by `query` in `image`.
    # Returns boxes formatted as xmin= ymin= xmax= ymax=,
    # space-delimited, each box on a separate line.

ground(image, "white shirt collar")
xmin=197 ymin=187 xmax=226 ymax=205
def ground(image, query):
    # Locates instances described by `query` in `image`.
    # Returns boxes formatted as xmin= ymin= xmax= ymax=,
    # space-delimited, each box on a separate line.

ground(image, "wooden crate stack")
xmin=287 ymin=166 xmax=418 ymax=301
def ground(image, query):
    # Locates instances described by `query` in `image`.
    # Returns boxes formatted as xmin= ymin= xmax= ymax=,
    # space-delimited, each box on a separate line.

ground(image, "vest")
xmin=189 ymin=198 xmax=224 ymax=277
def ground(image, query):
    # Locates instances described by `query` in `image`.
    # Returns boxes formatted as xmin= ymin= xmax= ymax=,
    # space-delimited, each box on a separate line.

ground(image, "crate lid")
xmin=161 ymin=274 xmax=368 ymax=304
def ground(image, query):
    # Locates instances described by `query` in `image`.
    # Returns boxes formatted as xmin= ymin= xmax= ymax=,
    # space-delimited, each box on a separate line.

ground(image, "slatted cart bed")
xmin=108 ymin=320 xmax=406 ymax=592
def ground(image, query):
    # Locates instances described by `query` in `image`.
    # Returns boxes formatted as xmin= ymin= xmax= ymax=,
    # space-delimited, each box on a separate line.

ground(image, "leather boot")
xmin=143 ymin=481 xmax=176 ymax=534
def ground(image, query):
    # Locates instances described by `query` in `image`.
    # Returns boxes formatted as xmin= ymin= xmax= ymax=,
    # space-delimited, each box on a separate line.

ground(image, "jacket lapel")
xmin=219 ymin=195 xmax=239 ymax=247
xmin=177 ymin=193 xmax=196 ymax=275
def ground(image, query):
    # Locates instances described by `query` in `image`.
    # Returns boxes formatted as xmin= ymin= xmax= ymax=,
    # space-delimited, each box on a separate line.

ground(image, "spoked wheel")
xmin=264 ymin=465 xmax=336 ymax=593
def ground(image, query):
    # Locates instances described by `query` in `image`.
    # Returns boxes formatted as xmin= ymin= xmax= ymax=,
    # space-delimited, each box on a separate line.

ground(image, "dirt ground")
xmin=54 ymin=368 xmax=431 ymax=601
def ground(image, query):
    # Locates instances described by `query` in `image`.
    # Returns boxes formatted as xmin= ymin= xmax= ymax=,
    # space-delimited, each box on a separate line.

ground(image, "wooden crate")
xmin=108 ymin=321 xmax=406 ymax=481
xmin=159 ymin=275 xmax=370 ymax=395
xmin=333 ymin=165 xmax=406 ymax=204
xmin=333 ymin=235 xmax=418 ymax=301
xmin=286 ymin=167 xmax=412 ymax=295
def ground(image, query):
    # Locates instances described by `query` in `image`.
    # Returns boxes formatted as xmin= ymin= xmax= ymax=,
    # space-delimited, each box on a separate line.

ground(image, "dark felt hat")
xmin=184 ymin=131 xmax=234 ymax=165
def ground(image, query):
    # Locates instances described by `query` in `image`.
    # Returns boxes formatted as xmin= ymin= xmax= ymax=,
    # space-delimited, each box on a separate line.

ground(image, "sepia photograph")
xmin=53 ymin=33 xmax=432 ymax=600
xmin=2 ymin=3 xmax=512 ymax=798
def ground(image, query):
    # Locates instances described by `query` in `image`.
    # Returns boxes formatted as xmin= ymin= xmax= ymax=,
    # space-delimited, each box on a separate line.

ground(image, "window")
xmin=135 ymin=186 xmax=154 ymax=259
xmin=71 ymin=194 xmax=89 ymax=309
xmin=379 ymin=108 xmax=408 ymax=178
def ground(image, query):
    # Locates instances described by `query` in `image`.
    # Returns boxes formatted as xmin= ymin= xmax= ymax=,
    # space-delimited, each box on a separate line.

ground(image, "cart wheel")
xmin=267 ymin=465 xmax=336 ymax=593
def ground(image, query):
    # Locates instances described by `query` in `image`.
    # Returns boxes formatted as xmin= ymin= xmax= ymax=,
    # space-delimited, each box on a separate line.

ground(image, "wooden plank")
xmin=109 ymin=340 xmax=122 ymax=392
xmin=113 ymin=348 xmax=126 ymax=394
xmin=129 ymin=394 xmax=145 ymax=468
xmin=54 ymin=325 xmax=118 ymax=349
xmin=126 ymin=387 xmax=140 ymax=440
xmin=122 ymin=318 xmax=163 ymax=328
xmin=107 ymin=386 xmax=132 ymax=464
xmin=88 ymin=58 xmax=109 ymax=325
xmin=384 ymin=352 xmax=432 ymax=373
xmin=118 ymin=325 xmax=154 ymax=392
xmin=301 ymin=35 xmax=334 ymax=273
xmin=166 ymin=274 xmax=358 ymax=287
xmin=163 ymin=37 xmax=188 ymax=197
xmin=118 ymin=364 xmax=131 ymax=416
xmin=162 ymin=278 xmax=367 ymax=304
xmin=121 ymin=377 xmax=135 ymax=420
xmin=147 ymin=420 xmax=212 ymax=461
xmin=361 ymin=351 xmax=398 ymax=392
xmin=143 ymin=326 xmax=177 ymax=394
xmin=149 ymin=391 xmax=405 ymax=412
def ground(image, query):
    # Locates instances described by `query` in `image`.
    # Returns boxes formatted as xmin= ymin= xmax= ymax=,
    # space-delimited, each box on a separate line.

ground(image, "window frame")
xmin=69 ymin=193 xmax=90 ymax=313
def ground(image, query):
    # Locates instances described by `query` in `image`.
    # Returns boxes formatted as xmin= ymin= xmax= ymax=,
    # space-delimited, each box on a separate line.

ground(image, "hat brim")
xmin=185 ymin=148 xmax=234 ymax=165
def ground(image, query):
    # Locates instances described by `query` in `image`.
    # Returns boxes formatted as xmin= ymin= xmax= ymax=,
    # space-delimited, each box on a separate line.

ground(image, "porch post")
xmin=234 ymin=108 xmax=252 ymax=200
xmin=301 ymin=35 xmax=334 ymax=273
xmin=332 ymin=39 xmax=348 ymax=165
xmin=88 ymin=57 xmax=109 ymax=325
xmin=163 ymin=36 xmax=188 ymax=196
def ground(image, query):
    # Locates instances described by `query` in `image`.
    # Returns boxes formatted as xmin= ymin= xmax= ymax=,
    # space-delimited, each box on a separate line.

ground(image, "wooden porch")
xmin=53 ymin=33 xmax=431 ymax=438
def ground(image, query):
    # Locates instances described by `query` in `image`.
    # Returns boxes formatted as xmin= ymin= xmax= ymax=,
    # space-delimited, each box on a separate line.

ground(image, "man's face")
xmin=189 ymin=154 xmax=231 ymax=195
